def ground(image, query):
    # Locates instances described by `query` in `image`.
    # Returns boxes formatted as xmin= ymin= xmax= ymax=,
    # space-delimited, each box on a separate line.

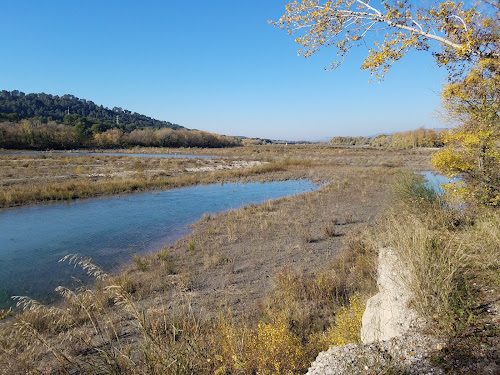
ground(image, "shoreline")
xmin=0 ymin=178 xmax=321 ymax=311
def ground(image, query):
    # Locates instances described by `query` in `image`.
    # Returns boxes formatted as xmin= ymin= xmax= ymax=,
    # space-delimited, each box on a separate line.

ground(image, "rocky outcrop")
xmin=306 ymin=247 xmax=443 ymax=375
xmin=361 ymin=247 xmax=417 ymax=343
xmin=306 ymin=245 xmax=500 ymax=375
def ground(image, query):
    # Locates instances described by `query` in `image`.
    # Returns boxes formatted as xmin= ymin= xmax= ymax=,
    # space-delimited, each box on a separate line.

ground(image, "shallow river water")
xmin=0 ymin=179 xmax=319 ymax=309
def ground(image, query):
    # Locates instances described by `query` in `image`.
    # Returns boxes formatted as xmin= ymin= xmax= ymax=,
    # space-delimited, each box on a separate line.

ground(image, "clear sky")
xmin=1 ymin=0 xmax=448 ymax=141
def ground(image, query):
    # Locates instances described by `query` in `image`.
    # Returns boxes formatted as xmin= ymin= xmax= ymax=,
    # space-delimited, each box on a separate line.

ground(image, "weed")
xmin=157 ymin=250 xmax=176 ymax=274
xmin=203 ymin=253 xmax=229 ymax=269
xmin=156 ymin=249 xmax=169 ymax=262
xmin=252 ymin=312 xmax=309 ymax=374
xmin=323 ymin=222 xmax=338 ymax=237
xmin=134 ymin=255 xmax=149 ymax=272
xmin=111 ymin=274 xmax=136 ymax=294
xmin=206 ymin=225 xmax=220 ymax=236
xmin=343 ymin=212 xmax=354 ymax=224
xmin=0 ymin=307 xmax=12 ymax=320
xmin=261 ymin=201 xmax=274 ymax=212
xmin=59 ymin=254 xmax=108 ymax=280
xmin=392 ymin=171 xmax=440 ymax=209
xmin=300 ymin=228 xmax=315 ymax=244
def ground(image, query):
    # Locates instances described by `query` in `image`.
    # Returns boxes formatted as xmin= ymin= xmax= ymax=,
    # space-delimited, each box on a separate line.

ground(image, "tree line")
xmin=330 ymin=128 xmax=444 ymax=148
xmin=0 ymin=119 xmax=241 ymax=149
xmin=0 ymin=91 xmax=242 ymax=149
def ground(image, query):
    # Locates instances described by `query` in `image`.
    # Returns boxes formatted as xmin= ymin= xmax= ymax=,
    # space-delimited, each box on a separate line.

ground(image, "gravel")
xmin=306 ymin=328 xmax=446 ymax=375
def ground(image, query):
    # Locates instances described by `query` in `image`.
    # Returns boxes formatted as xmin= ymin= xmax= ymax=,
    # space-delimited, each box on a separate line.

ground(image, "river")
xmin=0 ymin=179 xmax=319 ymax=309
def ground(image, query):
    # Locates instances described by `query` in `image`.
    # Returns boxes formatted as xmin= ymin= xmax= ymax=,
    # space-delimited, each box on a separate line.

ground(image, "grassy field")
xmin=2 ymin=145 xmax=496 ymax=374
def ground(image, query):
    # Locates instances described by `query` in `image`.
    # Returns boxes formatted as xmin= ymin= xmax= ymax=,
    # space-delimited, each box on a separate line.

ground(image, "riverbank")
xmin=0 ymin=145 xmax=433 ymax=208
xmin=0 ymin=179 xmax=320 ymax=309
xmin=0 ymin=152 xmax=407 ymax=373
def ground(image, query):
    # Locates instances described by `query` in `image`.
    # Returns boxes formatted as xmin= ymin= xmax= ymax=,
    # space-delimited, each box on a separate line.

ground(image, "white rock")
xmin=361 ymin=247 xmax=417 ymax=343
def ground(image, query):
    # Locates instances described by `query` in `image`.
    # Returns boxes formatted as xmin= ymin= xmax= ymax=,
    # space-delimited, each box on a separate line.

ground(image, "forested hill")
xmin=0 ymin=90 xmax=241 ymax=149
xmin=0 ymin=90 xmax=183 ymax=131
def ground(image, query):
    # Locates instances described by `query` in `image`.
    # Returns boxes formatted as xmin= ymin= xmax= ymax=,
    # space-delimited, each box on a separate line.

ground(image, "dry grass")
xmin=0 ymin=145 xmax=433 ymax=207
xmin=0 ymin=153 xmax=290 ymax=207
xmin=0 ymin=246 xmax=374 ymax=374
xmin=112 ymin=144 xmax=433 ymax=168
xmin=371 ymin=173 xmax=500 ymax=373
xmin=377 ymin=206 xmax=500 ymax=331
xmin=0 ymin=146 xmax=443 ymax=373
xmin=1 ymin=164 xmax=497 ymax=374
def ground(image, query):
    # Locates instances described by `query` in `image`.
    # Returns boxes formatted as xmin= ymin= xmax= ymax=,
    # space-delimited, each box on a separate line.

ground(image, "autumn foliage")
xmin=0 ymin=120 xmax=241 ymax=149
xmin=331 ymin=127 xmax=443 ymax=148
xmin=276 ymin=0 xmax=500 ymax=206
xmin=432 ymin=57 xmax=500 ymax=205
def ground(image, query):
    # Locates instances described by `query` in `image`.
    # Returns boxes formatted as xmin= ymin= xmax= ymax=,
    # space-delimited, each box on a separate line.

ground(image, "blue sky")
xmin=1 ymin=1 xmax=448 ymax=140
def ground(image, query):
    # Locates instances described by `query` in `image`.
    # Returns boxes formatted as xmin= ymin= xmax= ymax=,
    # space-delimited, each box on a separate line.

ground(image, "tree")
xmin=273 ymin=0 xmax=498 ymax=79
xmin=0 ymin=90 xmax=185 ymax=131
xmin=432 ymin=57 xmax=500 ymax=205
xmin=273 ymin=0 xmax=500 ymax=205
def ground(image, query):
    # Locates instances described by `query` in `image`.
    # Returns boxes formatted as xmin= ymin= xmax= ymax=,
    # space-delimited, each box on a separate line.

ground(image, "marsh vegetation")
xmin=0 ymin=145 xmax=431 ymax=207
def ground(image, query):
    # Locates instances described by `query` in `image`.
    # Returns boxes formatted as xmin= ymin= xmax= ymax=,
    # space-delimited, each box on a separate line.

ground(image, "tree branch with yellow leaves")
xmin=273 ymin=0 xmax=500 ymax=206
xmin=272 ymin=0 xmax=498 ymax=79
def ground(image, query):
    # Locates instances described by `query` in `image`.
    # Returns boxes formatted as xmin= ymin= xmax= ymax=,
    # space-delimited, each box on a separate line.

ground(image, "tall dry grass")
xmin=377 ymin=173 xmax=500 ymax=338
xmin=0 ymin=220 xmax=378 ymax=374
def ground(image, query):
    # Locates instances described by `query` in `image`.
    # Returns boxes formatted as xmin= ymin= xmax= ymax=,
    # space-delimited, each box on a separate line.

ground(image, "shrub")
xmin=133 ymin=255 xmax=149 ymax=271
xmin=392 ymin=171 xmax=440 ymax=208
xmin=250 ymin=313 xmax=308 ymax=375
xmin=320 ymin=293 xmax=364 ymax=347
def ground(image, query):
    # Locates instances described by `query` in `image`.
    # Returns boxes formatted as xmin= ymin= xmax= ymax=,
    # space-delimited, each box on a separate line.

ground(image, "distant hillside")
xmin=0 ymin=90 xmax=183 ymax=131
xmin=0 ymin=90 xmax=242 ymax=149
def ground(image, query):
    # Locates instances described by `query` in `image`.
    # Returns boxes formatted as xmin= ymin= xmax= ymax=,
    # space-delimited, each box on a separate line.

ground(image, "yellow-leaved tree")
xmin=433 ymin=58 xmax=500 ymax=205
xmin=273 ymin=0 xmax=500 ymax=205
